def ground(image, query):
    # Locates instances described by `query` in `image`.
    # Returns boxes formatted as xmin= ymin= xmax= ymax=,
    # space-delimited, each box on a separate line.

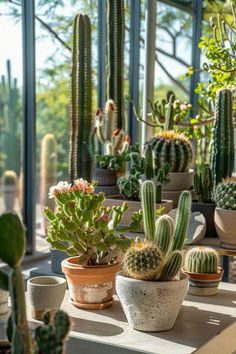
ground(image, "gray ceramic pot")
xmin=116 ymin=272 xmax=188 ymax=332
xmin=191 ymin=201 xmax=217 ymax=237
xmin=214 ymin=208 xmax=236 ymax=248
xmin=94 ymin=168 xmax=119 ymax=196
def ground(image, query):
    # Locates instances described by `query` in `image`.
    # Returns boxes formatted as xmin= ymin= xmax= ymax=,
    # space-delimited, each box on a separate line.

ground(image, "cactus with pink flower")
xmin=44 ymin=178 xmax=142 ymax=265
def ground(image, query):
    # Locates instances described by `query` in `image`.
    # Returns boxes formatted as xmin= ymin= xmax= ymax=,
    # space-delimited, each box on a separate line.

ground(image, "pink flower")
xmin=73 ymin=178 xmax=95 ymax=194
xmin=48 ymin=181 xmax=71 ymax=198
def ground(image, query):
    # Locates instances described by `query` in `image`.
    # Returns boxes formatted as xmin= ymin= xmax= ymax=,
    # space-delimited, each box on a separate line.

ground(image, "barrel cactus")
xmin=122 ymin=180 xmax=192 ymax=281
xmin=211 ymin=89 xmax=235 ymax=187
xmin=69 ymin=14 xmax=93 ymax=182
xmin=185 ymin=247 xmax=219 ymax=274
xmin=147 ymin=131 xmax=194 ymax=172
xmin=194 ymin=164 xmax=213 ymax=203
xmin=214 ymin=177 xmax=236 ymax=210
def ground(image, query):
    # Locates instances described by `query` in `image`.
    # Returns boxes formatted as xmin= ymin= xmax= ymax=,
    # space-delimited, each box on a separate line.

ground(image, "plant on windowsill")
xmin=116 ymin=180 xmax=191 ymax=332
xmin=43 ymin=178 xmax=142 ymax=310
xmin=2 ymin=170 xmax=18 ymax=211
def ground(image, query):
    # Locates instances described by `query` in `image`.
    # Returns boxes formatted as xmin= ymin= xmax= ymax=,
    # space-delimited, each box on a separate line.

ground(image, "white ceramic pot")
xmin=27 ymin=276 xmax=66 ymax=320
xmin=162 ymin=169 xmax=194 ymax=192
xmin=0 ymin=290 xmax=8 ymax=315
xmin=214 ymin=208 xmax=236 ymax=249
xmin=116 ymin=272 xmax=188 ymax=332
xmin=3 ymin=185 xmax=16 ymax=210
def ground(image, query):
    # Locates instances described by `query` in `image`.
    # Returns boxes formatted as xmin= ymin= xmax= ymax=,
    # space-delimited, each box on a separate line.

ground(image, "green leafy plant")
xmin=44 ymin=178 xmax=143 ymax=265
xmin=122 ymin=180 xmax=191 ymax=281
xmin=214 ymin=177 xmax=236 ymax=210
xmin=185 ymin=246 xmax=219 ymax=274
xmin=193 ymin=164 xmax=213 ymax=203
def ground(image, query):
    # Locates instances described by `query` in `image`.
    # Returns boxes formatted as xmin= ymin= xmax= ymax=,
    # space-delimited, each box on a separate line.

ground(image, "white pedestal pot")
xmin=116 ymin=272 xmax=188 ymax=332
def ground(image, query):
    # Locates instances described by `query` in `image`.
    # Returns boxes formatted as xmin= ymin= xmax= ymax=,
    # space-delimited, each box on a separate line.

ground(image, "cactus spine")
xmin=122 ymin=181 xmax=191 ymax=281
xmin=214 ymin=177 xmax=236 ymax=210
xmin=194 ymin=164 xmax=213 ymax=203
xmin=185 ymin=247 xmax=219 ymax=274
xmin=69 ymin=14 xmax=93 ymax=182
xmin=106 ymin=0 xmax=125 ymax=129
xmin=211 ymin=89 xmax=235 ymax=187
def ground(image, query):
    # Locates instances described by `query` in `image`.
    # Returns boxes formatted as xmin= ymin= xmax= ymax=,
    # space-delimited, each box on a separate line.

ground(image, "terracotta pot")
xmin=104 ymin=196 xmax=173 ymax=227
xmin=94 ymin=168 xmax=119 ymax=196
xmin=0 ymin=340 xmax=11 ymax=354
xmin=162 ymin=188 xmax=195 ymax=208
xmin=214 ymin=208 xmax=236 ymax=248
xmin=191 ymin=201 xmax=217 ymax=237
xmin=62 ymin=257 xmax=120 ymax=310
xmin=162 ymin=169 xmax=193 ymax=192
xmin=184 ymin=267 xmax=223 ymax=296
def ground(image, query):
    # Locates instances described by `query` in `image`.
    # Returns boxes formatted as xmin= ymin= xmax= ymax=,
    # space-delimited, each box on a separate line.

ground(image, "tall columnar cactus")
xmin=148 ymin=131 xmax=194 ymax=172
xmin=123 ymin=181 xmax=192 ymax=281
xmin=164 ymin=93 xmax=175 ymax=131
xmin=40 ymin=134 xmax=57 ymax=212
xmin=211 ymin=89 xmax=235 ymax=187
xmin=69 ymin=14 xmax=93 ymax=182
xmin=194 ymin=164 xmax=213 ymax=203
xmin=34 ymin=310 xmax=70 ymax=354
xmin=214 ymin=177 xmax=236 ymax=210
xmin=106 ymin=0 xmax=125 ymax=129
xmin=185 ymin=247 xmax=219 ymax=274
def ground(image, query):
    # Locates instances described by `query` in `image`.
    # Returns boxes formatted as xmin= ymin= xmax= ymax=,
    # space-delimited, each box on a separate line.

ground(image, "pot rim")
xmin=116 ymin=271 xmax=188 ymax=284
xmin=105 ymin=196 xmax=173 ymax=205
xmin=215 ymin=206 xmax=236 ymax=212
xmin=62 ymin=256 xmax=120 ymax=269
xmin=192 ymin=200 xmax=216 ymax=206
xmin=182 ymin=267 xmax=223 ymax=279
xmin=28 ymin=276 xmax=66 ymax=287
xmin=169 ymin=168 xmax=194 ymax=175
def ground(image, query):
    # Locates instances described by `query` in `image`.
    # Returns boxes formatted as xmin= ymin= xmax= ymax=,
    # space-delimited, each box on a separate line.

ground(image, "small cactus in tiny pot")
xmin=214 ymin=177 xmax=236 ymax=210
xmin=185 ymin=247 xmax=219 ymax=274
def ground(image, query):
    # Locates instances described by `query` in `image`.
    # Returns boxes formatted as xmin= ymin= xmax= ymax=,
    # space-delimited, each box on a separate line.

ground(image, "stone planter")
xmin=0 ymin=290 xmax=8 ymax=316
xmin=27 ymin=276 xmax=66 ymax=320
xmin=94 ymin=168 xmax=119 ymax=196
xmin=3 ymin=185 xmax=17 ymax=211
xmin=191 ymin=201 xmax=217 ymax=237
xmin=116 ymin=272 xmax=188 ymax=332
xmin=184 ymin=267 xmax=223 ymax=296
xmin=104 ymin=196 xmax=173 ymax=227
xmin=214 ymin=208 xmax=236 ymax=248
xmin=62 ymin=257 xmax=120 ymax=310
xmin=162 ymin=169 xmax=194 ymax=192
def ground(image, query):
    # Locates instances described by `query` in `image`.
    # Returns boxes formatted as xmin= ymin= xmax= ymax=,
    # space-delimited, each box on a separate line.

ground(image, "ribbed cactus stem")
xmin=106 ymin=0 xmax=125 ymax=129
xmin=105 ymin=99 xmax=115 ymax=140
xmin=144 ymin=145 xmax=154 ymax=180
xmin=186 ymin=247 xmax=218 ymax=274
xmin=159 ymin=250 xmax=183 ymax=281
xmin=164 ymin=94 xmax=175 ymax=131
xmin=211 ymin=89 xmax=235 ymax=187
xmin=141 ymin=180 xmax=156 ymax=241
xmin=172 ymin=190 xmax=192 ymax=251
xmin=154 ymin=215 xmax=174 ymax=255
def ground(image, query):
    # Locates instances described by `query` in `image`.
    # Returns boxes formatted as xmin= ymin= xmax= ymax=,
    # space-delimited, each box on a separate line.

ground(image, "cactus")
xmin=69 ymin=14 xmax=93 ymax=182
xmin=148 ymin=131 xmax=194 ymax=172
xmin=194 ymin=164 xmax=213 ymax=203
xmin=34 ymin=310 xmax=70 ymax=354
xmin=2 ymin=170 xmax=17 ymax=186
xmin=164 ymin=93 xmax=175 ymax=131
xmin=211 ymin=89 xmax=235 ymax=187
xmin=214 ymin=177 xmax=236 ymax=210
xmin=185 ymin=247 xmax=219 ymax=274
xmin=40 ymin=134 xmax=57 ymax=212
xmin=122 ymin=181 xmax=191 ymax=281
xmin=106 ymin=0 xmax=125 ymax=129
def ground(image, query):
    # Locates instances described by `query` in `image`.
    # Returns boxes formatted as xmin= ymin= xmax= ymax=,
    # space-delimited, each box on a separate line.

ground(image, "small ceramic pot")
xmin=0 ymin=290 xmax=8 ymax=315
xmin=191 ymin=201 xmax=217 ymax=237
xmin=184 ymin=267 xmax=223 ymax=296
xmin=214 ymin=208 xmax=236 ymax=248
xmin=27 ymin=276 xmax=66 ymax=320
xmin=94 ymin=168 xmax=119 ymax=196
xmin=62 ymin=257 xmax=120 ymax=310
xmin=116 ymin=272 xmax=188 ymax=332
xmin=162 ymin=169 xmax=194 ymax=192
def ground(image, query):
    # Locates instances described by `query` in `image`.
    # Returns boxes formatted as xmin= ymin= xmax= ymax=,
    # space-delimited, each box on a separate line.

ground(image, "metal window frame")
xmin=22 ymin=0 xmax=36 ymax=255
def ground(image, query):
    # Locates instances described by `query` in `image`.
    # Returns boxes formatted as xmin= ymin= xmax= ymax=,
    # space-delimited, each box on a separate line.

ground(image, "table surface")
xmin=22 ymin=282 xmax=236 ymax=354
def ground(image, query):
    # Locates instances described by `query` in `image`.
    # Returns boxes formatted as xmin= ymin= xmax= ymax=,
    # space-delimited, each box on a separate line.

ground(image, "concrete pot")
xmin=214 ymin=208 xmax=236 ymax=248
xmin=116 ymin=272 xmax=188 ymax=332
xmin=62 ymin=257 xmax=120 ymax=310
xmin=184 ymin=267 xmax=223 ymax=296
xmin=94 ymin=168 xmax=119 ymax=196
xmin=162 ymin=169 xmax=193 ymax=192
xmin=3 ymin=185 xmax=16 ymax=211
xmin=191 ymin=201 xmax=217 ymax=238
xmin=0 ymin=290 xmax=8 ymax=315
xmin=27 ymin=276 xmax=66 ymax=320
xmin=162 ymin=188 xmax=195 ymax=208
xmin=104 ymin=196 xmax=173 ymax=227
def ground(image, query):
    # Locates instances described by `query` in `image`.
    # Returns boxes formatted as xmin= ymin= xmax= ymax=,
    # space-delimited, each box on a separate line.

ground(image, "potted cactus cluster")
xmin=116 ymin=180 xmax=191 ymax=331
xmin=44 ymin=178 xmax=142 ymax=310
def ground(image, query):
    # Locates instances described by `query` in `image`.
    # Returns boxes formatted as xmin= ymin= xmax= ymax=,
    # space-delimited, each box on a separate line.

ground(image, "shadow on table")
xmin=146 ymin=305 xmax=236 ymax=349
xmin=89 ymin=299 xmax=127 ymax=323
xmin=69 ymin=316 xmax=124 ymax=336
xmin=185 ymin=289 xmax=236 ymax=308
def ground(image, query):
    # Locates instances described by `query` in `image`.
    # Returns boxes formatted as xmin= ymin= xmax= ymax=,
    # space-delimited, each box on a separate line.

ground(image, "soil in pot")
xmin=0 ymin=341 xmax=11 ymax=354
xmin=184 ymin=267 xmax=223 ymax=296
xmin=62 ymin=257 xmax=120 ymax=310
xmin=191 ymin=201 xmax=217 ymax=237
xmin=94 ymin=168 xmax=119 ymax=196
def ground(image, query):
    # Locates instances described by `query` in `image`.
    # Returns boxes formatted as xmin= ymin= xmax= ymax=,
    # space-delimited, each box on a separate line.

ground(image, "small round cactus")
xmin=122 ymin=241 xmax=164 ymax=281
xmin=214 ymin=177 xmax=236 ymax=210
xmin=185 ymin=246 xmax=219 ymax=274
xmin=2 ymin=170 xmax=17 ymax=186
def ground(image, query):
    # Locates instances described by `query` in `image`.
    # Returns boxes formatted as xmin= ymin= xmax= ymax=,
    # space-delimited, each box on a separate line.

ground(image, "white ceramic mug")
xmin=27 ymin=276 xmax=66 ymax=320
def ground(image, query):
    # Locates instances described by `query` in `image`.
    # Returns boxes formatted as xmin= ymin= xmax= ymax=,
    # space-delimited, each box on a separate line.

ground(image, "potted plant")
xmin=116 ymin=180 xmax=191 ymax=332
xmin=192 ymin=164 xmax=217 ymax=237
xmin=92 ymin=100 xmax=130 ymax=196
xmin=183 ymin=246 xmax=223 ymax=296
xmin=214 ymin=177 xmax=236 ymax=248
xmin=106 ymin=144 xmax=173 ymax=226
xmin=2 ymin=170 xmax=18 ymax=211
xmin=43 ymin=178 xmax=142 ymax=310
xmin=0 ymin=212 xmax=70 ymax=354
